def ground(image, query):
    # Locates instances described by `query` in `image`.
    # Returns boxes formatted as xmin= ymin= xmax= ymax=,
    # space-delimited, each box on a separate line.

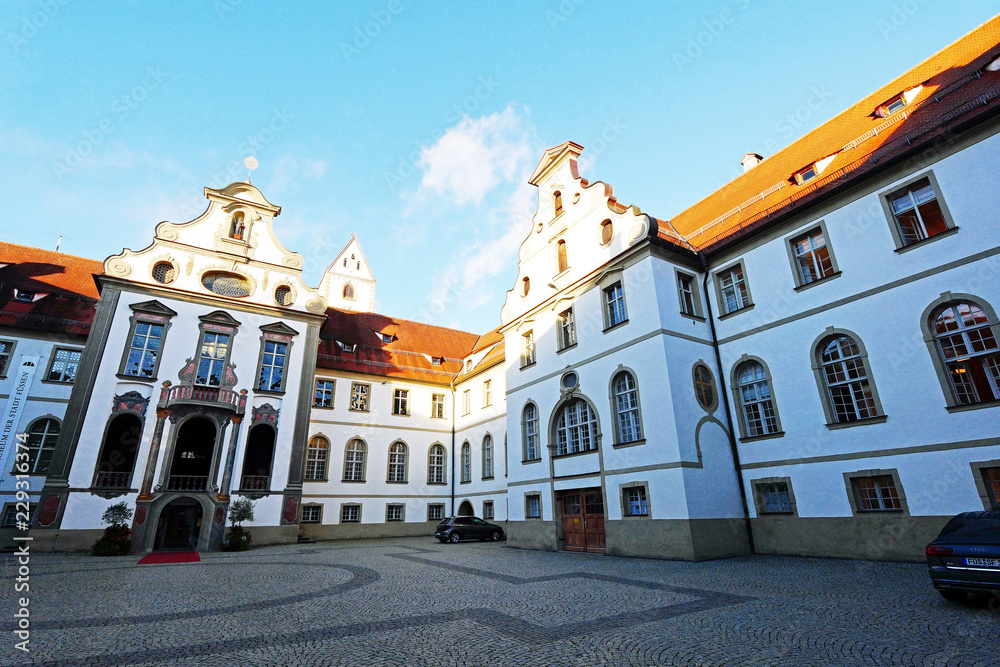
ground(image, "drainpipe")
xmin=699 ymin=252 xmax=756 ymax=554
xmin=449 ymin=377 xmax=456 ymax=517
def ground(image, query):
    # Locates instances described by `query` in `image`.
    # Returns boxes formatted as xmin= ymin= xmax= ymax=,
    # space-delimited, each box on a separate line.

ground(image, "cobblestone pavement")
xmin=0 ymin=537 xmax=997 ymax=666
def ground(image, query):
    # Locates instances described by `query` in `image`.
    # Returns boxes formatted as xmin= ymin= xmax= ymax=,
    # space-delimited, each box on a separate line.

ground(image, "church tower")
xmin=318 ymin=235 xmax=376 ymax=312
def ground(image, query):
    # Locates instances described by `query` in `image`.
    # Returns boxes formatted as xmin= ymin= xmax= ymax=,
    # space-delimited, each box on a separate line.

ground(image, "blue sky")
xmin=2 ymin=1 xmax=997 ymax=335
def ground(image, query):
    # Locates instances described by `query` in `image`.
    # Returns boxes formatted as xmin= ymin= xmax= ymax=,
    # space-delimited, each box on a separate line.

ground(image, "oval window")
xmin=274 ymin=286 xmax=293 ymax=306
xmin=522 ymin=276 xmax=530 ymax=297
xmin=693 ymin=363 xmax=717 ymax=411
xmin=202 ymin=272 xmax=251 ymax=298
xmin=600 ymin=220 xmax=613 ymax=245
xmin=151 ymin=262 xmax=176 ymax=284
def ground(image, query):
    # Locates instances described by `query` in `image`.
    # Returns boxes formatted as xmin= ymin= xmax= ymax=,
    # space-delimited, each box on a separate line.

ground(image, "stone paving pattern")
xmin=0 ymin=537 xmax=997 ymax=666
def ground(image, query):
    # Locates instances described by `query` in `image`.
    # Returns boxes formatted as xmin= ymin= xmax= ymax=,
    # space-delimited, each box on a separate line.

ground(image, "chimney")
xmin=741 ymin=153 xmax=764 ymax=172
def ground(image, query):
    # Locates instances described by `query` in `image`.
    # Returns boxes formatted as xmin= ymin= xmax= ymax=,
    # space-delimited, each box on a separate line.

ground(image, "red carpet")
xmin=137 ymin=551 xmax=201 ymax=565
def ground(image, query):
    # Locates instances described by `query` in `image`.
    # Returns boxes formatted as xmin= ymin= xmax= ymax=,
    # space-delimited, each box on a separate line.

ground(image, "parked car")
xmin=926 ymin=510 xmax=1000 ymax=602
xmin=435 ymin=516 xmax=504 ymax=543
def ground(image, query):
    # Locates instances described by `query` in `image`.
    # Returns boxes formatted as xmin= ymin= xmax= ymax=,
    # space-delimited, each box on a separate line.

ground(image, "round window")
xmin=151 ymin=262 xmax=176 ymax=284
xmin=274 ymin=285 xmax=293 ymax=306
xmin=202 ymin=272 xmax=252 ymax=298
xmin=561 ymin=372 xmax=578 ymax=390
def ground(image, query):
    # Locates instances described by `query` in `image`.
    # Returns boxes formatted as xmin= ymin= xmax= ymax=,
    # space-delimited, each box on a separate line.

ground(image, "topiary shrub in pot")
xmin=92 ymin=501 xmax=133 ymax=556
xmin=222 ymin=497 xmax=255 ymax=551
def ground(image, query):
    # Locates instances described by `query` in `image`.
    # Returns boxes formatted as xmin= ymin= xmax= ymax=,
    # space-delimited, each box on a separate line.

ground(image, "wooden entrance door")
xmin=560 ymin=489 xmax=605 ymax=553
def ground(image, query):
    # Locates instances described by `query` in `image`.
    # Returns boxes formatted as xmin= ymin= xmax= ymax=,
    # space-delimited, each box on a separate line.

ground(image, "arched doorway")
xmin=457 ymin=500 xmax=474 ymax=517
xmin=154 ymin=497 xmax=203 ymax=551
xmin=168 ymin=417 xmax=217 ymax=491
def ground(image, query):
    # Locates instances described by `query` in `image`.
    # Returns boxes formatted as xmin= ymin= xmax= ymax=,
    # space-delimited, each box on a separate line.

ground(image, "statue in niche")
xmin=230 ymin=212 xmax=246 ymax=240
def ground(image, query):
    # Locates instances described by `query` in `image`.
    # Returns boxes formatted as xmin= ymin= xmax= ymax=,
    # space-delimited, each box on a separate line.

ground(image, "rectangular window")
xmin=462 ymin=389 xmax=471 ymax=416
xmin=791 ymin=229 xmax=834 ymax=285
xmin=392 ymin=389 xmax=409 ymax=416
xmin=301 ymin=505 xmax=321 ymax=523
xmin=431 ymin=393 xmax=445 ymax=419
xmin=525 ymin=494 xmax=541 ymax=519
xmin=350 ymin=382 xmax=370 ymax=411
xmin=677 ymin=274 xmax=697 ymax=316
xmin=314 ymin=379 xmax=334 ymax=408
xmin=623 ymin=486 xmax=649 ymax=517
xmin=982 ymin=467 xmax=1000 ymax=509
xmin=196 ymin=333 xmax=229 ymax=386
xmin=885 ymin=176 xmax=951 ymax=247
xmin=386 ymin=504 xmax=404 ymax=522
xmin=427 ymin=503 xmax=444 ymax=521
xmin=1 ymin=503 xmax=35 ymax=528
xmin=852 ymin=475 xmax=902 ymax=511
xmin=257 ymin=341 xmax=288 ymax=392
xmin=341 ymin=504 xmax=361 ymax=523
xmin=483 ymin=500 xmax=494 ymax=520
xmin=47 ymin=347 xmax=82 ymax=383
xmin=717 ymin=265 xmax=750 ymax=314
xmin=521 ymin=331 xmax=535 ymax=367
xmin=559 ymin=307 xmax=577 ymax=349
xmin=604 ymin=282 xmax=627 ymax=328
xmin=0 ymin=340 xmax=14 ymax=376
xmin=483 ymin=380 xmax=492 ymax=407
xmin=758 ymin=482 xmax=793 ymax=514
xmin=122 ymin=322 xmax=165 ymax=378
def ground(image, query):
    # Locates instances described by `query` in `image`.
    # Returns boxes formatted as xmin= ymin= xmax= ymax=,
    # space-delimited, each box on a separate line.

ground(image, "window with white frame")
xmin=483 ymin=500 xmax=494 ymax=520
xmin=483 ymin=379 xmax=492 ymax=407
xmin=559 ymin=307 xmax=577 ymax=349
xmin=0 ymin=340 xmax=15 ymax=376
xmin=462 ymin=389 xmax=471 ymax=416
xmin=818 ymin=334 xmax=880 ymax=423
xmin=735 ymin=361 xmax=779 ymax=437
xmin=301 ymin=505 xmax=321 ymax=523
xmin=521 ymin=331 xmax=535 ymax=367
xmin=555 ymin=399 xmax=598 ymax=455
xmin=431 ymin=393 xmax=445 ymax=419
xmin=305 ymin=436 xmax=329 ymax=480
xmin=482 ymin=435 xmax=494 ymax=479
xmin=604 ymin=282 xmax=627 ymax=328
xmin=392 ymin=389 xmax=409 ymax=416
xmin=343 ymin=438 xmax=366 ymax=482
xmin=18 ymin=418 xmax=59 ymax=474
xmin=613 ymin=371 xmax=642 ymax=444
xmin=341 ymin=504 xmax=361 ymax=523
xmin=386 ymin=503 xmax=404 ymax=521
xmin=428 ymin=444 xmax=445 ymax=484
xmin=256 ymin=340 xmax=288 ymax=392
xmin=195 ymin=333 xmax=229 ymax=386
xmin=757 ymin=482 xmax=793 ymax=514
xmin=717 ymin=264 xmax=750 ymax=314
xmin=525 ymin=494 xmax=541 ymax=518
xmin=522 ymin=403 xmax=540 ymax=461
xmin=428 ymin=503 xmax=444 ymax=521
xmin=884 ymin=176 xmax=952 ymax=248
xmin=46 ymin=348 xmax=81 ymax=383
xmin=677 ymin=273 xmax=698 ymax=317
xmin=791 ymin=228 xmax=835 ymax=285
xmin=122 ymin=320 xmax=166 ymax=378
xmin=931 ymin=301 xmax=1000 ymax=406
xmin=850 ymin=474 xmax=902 ymax=511
xmin=314 ymin=379 xmax=334 ymax=408
xmin=461 ymin=442 xmax=471 ymax=482
xmin=350 ymin=382 xmax=370 ymax=411
xmin=623 ymin=486 xmax=649 ymax=516
xmin=387 ymin=442 xmax=407 ymax=482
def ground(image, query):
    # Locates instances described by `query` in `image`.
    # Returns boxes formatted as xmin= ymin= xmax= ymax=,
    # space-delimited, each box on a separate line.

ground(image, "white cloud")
xmin=415 ymin=104 xmax=534 ymax=206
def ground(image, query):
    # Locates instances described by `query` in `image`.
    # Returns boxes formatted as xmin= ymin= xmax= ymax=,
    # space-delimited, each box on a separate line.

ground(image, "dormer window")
xmin=431 ymin=356 xmax=443 ymax=366
xmin=883 ymin=95 xmax=907 ymax=116
xmin=553 ymin=190 xmax=563 ymax=218
xmin=795 ymin=166 xmax=818 ymax=185
xmin=380 ymin=333 xmax=393 ymax=344
xmin=13 ymin=289 xmax=35 ymax=302
xmin=466 ymin=359 xmax=472 ymax=372
xmin=793 ymin=155 xmax=836 ymax=186
xmin=342 ymin=342 xmax=356 ymax=353
xmin=876 ymin=85 xmax=923 ymax=118
xmin=230 ymin=212 xmax=246 ymax=240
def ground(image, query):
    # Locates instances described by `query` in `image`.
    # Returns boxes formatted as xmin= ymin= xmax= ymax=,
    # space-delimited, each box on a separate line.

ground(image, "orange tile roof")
xmin=317 ymin=307 xmax=481 ymax=384
xmin=0 ymin=241 xmax=102 ymax=335
xmin=665 ymin=16 xmax=1000 ymax=251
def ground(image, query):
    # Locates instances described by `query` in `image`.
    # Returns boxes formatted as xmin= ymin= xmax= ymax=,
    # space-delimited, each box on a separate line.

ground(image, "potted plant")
xmin=222 ymin=497 xmax=255 ymax=551
xmin=92 ymin=501 xmax=133 ymax=556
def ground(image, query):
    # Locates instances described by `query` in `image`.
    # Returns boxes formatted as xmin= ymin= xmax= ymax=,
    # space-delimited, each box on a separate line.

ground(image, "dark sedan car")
xmin=926 ymin=510 xmax=1000 ymax=602
xmin=435 ymin=516 xmax=504 ymax=543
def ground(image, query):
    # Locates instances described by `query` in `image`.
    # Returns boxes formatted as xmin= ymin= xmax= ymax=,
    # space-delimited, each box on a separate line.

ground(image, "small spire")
xmin=244 ymin=156 xmax=259 ymax=183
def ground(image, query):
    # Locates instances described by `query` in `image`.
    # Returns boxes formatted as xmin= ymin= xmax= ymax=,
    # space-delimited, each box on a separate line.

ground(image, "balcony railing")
xmin=239 ymin=475 xmax=270 ymax=491
xmin=166 ymin=475 xmax=209 ymax=491
xmin=159 ymin=383 xmax=245 ymax=414
xmin=93 ymin=471 xmax=132 ymax=489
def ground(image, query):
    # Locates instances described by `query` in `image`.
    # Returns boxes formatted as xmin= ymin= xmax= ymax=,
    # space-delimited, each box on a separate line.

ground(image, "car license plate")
xmin=964 ymin=557 xmax=1000 ymax=567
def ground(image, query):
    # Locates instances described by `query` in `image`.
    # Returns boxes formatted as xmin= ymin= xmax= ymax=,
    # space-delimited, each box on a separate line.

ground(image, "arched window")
xmin=816 ymin=333 xmax=880 ymax=423
xmin=557 ymin=240 xmax=568 ymax=274
xmin=305 ymin=436 xmax=329 ymax=481
xmin=240 ymin=424 xmax=275 ymax=490
xmin=388 ymin=442 xmax=407 ymax=482
xmin=612 ymin=371 xmax=643 ymax=444
xmin=342 ymin=438 xmax=365 ymax=482
xmin=20 ymin=418 xmax=59 ymax=475
xmin=693 ymin=363 xmax=717 ymax=411
xmin=461 ymin=442 xmax=471 ymax=483
xmin=734 ymin=360 xmax=779 ymax=437
xmin=522 ymin=276 xmax=530 ymax=297
xmin=428 ymin=444 xmax=445 ymax=484
xmin=522 ymin=403 xmax=539 ymax=461
xmin=343 ymin=282 xmax=355 ymax=300
xmin=93 ymin=414 xmax=141 ymax=489
xmin=931 ymin=301 xmax=1000 ymax=405
xmin=482 ymin=435 xmax=494 ymax=479
xmin=555 ymin=399 xmax=597 ymax=455
xmin=553 ymin=191 xmax=563 ymax=217
xmin=230 ymin=212 xmax=246 ymax=239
